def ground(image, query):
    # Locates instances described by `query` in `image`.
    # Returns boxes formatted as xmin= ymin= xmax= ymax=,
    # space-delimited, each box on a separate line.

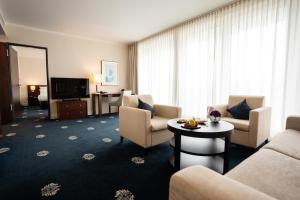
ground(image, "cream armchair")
xmin=119 ymin=95 xmax=181 ymax=150
xmin=208 ymin=95 xmax=271 ymax=148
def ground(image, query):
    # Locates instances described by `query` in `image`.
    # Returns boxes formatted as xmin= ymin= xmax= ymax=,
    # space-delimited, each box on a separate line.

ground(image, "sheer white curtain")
xmin=138 ymin=30 xmax=175 ymax=104
xmin=177 ymin=14 xmax=216 ymax=116
xmin=178 ymin=0 xmax=291 ymax=131
xmin=137 ymin=0 xmax=300 ymax=135
xmin=214 ymin=0 xmax=290 ymax=132
xmin=283 ymin=0 xmax=300 ymax=120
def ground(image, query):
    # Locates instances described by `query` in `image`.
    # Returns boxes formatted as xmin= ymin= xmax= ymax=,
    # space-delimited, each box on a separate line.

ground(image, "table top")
xmin=167 ymin=118 xmax=234 ymax=138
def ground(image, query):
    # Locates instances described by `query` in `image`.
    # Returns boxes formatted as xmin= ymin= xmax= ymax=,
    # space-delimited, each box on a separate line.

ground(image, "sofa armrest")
xmin=153 ymin=104 xmax=181 ymax=119
xmin=207 ymin=104 xmax=228 ymax=117
xmin=119 ymin=106 xmax=151 ymax=147
xmin=169 ymin=165 xmax=276 ymax=200
xmin=249 ymin=107 xmax=271 ymax=147
xmin=286 ymin=115 xmax=300 ymax=131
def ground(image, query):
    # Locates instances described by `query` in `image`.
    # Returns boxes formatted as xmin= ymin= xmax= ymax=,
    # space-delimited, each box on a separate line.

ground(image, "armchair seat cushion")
xmin=151 ymin=116 xmax=170 ymax=132
xmin=222 ymin=117 xmax=250 ymax=132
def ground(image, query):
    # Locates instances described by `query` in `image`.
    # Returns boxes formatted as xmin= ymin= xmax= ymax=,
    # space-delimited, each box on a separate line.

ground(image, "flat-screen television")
xmin=51 ymin=77 xmax=90 ymax=99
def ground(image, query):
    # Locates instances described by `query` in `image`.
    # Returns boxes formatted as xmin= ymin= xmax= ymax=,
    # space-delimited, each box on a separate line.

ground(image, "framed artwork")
xmin=101 ymin=60 xmax=118 ymax=86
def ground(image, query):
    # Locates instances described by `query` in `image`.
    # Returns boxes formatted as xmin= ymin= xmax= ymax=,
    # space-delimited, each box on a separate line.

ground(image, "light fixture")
xmin=93 ymin=73 xmax=102 ymax=93
xmin=30 ymin=85 xmax=36 ymax=92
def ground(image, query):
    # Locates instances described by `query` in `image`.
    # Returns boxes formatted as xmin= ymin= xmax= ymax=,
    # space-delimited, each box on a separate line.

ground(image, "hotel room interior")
xmin=0 ymin=0 xmax=299 ymax=200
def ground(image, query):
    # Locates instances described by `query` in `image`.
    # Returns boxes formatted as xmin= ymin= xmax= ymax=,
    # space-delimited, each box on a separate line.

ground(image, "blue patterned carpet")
xmin=0 ymin=107 xmax=253 ymax=200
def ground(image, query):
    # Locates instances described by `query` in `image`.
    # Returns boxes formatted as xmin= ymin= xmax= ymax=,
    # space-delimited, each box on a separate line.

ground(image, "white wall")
xmin=0 ymin=12 xmax=6 ymax=35
xmin=18 ymin=56 xmax=47 ymax=106
xmin=0 ymin=24 xmax=129 ymax=118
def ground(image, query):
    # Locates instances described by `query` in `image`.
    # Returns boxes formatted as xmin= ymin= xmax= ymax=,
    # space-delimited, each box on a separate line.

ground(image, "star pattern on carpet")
xmin=76 ymin=120 xmax=83 ymax=123
xmin=6 ymin=133 xmax=16 ymax=137
xmin=87 ymin=127 xmax=95 ymax=131
xmin=115 ymin=189 xmax=135 ymax=200
xmin=100 ymin=121 xmax=107 ymax=124
xmin=0 ymin=147 xmax=10 ymax=154
xmin=37 ymin=150 xmax=49 ymax=157
xmin=68 ymin=136 xmax=78 ymax=140
xmin=35 ymin=125 xmax=43 ymax=128
xmin=41 ymin=183 xmax=60 ymax=197
xmin=36 ymin=134 xmax=46 ymax=139
xmin=61 ymin=126 xmax=68 ymax=129
xmin=102 ymin=138 xmax=112 ymax=143
xmin=131 ymin=157 xmax=145 ymax=165
xmin=82 ymin=153 xmax=95 ymax=160
xmin=10 ymin=123 xmax=19 ymax=127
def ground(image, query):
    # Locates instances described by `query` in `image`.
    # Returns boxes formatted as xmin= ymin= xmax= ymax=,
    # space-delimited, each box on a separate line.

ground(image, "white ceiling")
xmin=0 ymin=0 xmax=233 ymax=43
xmin=12 ymin=46 xmax=46 ymax=59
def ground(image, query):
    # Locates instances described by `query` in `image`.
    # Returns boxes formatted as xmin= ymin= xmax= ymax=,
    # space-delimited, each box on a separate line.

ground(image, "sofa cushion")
xmin=263 ymin=129 xmax=300 ymax=160
xmin=226 ymin=149 xmax=300 ymax=200
xmin=138 ymin=98 xmax=155 ymax=118
xmin=151 ymin=116 xmax=170 ymax=131
xmin=228 ymin=95 xmax=265 ymax=110
xmin=123 ymin=95 xmax=153 ymax=108
xmin=227 ymin=99 xmax=251 ymax=119
xmin=222 ymin=117 xmax=250 ymax=132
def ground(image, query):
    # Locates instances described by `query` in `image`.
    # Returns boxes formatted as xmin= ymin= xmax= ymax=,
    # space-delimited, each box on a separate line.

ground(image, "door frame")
xmin=7 ymin=42 xmax=51 ymax=119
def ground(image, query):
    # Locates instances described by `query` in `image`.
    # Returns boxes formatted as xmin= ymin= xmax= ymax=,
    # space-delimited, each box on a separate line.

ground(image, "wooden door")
xmin=0 ymin=42 xmax=13 ymax=124
xmin=9 ymin=46 xmax=21 ymax=118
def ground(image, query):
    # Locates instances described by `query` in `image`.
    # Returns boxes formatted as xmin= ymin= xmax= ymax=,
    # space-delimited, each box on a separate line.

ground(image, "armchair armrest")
xmin=286 ymin=115 xmax=300 ymax=131
xmin=249 ymin=107 xmax=271 ymax=147
xmin=119 ymin=106 xmax=151 ymax=147
xmin=153 ymin=104 xmax=181 ymax=119
xmin=169 ymin=165 xmax=276 ymax=200
xmin=207 ymin=104 xmax=228 ymax=117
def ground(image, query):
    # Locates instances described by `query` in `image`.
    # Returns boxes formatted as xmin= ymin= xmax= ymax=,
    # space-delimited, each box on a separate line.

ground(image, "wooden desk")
xmin=92 ymin=93 xmax=121 ymax=116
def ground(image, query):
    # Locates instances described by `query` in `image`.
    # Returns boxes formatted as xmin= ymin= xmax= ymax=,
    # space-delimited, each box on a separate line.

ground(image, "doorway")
xmin=8 ymin=43 xmax=50 ymax=120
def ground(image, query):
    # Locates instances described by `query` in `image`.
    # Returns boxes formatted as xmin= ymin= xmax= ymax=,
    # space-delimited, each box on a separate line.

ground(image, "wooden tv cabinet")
xmin=57 ymin=100 xmax=87 ymax=120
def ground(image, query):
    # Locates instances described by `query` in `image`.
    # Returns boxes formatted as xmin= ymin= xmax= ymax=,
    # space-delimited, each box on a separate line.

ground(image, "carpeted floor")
xmin=0 ymin=107 xmax=253 ymax=200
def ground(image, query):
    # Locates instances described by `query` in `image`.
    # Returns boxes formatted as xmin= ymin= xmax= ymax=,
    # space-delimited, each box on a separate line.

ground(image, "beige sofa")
xmin=119 ymin=95 xmax=181 ymax=149
xmin=169 ymin=116 xmax=300 ymax=200
xmin=208 ymin=95 xmax=271 ymax=148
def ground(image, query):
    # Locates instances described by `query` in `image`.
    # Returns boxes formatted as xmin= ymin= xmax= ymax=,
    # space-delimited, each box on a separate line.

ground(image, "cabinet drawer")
xmin=58 ymin=100 xmax=87 ymax=120
xmin=60 ymin=102 xmax=86 ymax=109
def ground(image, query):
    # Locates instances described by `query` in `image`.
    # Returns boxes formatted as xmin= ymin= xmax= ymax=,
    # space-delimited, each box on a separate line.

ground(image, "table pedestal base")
xmin=170 ymin=136 xmax=230 ymax=174
xmin=169 ymin=153 xmax=224 ymax=174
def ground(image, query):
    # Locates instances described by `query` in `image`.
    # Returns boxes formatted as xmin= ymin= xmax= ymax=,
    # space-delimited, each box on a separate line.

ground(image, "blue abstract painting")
xmin=101 ymin=61 xmax=118 ymax=85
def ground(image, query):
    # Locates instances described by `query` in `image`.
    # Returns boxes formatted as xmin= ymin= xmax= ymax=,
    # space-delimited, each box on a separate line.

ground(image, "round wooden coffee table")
xmin=167 ymin=119 xmax=234 ymax=174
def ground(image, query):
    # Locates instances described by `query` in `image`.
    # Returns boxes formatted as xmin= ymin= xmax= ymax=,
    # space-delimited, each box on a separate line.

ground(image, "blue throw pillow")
xmin=138 ymin=98 xmax=155 ymax=118
xmin=227 ymin=99 xmax=251 ymax=120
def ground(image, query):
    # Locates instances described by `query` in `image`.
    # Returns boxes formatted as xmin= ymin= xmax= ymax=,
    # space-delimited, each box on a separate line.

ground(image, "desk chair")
xmin=108 ymin=90 xmax=132 ymax=115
